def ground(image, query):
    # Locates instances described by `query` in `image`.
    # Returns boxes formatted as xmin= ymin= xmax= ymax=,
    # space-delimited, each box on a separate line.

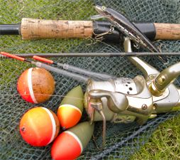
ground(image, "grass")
xmin=131 ymin=114 xmax=180 ymax=159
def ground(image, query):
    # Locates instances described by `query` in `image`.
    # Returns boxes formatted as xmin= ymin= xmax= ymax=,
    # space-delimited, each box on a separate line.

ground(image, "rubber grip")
xmin=154 ymin=23 xmax=180 ymax=40
xmin=33 ymin=56 xmax=53 ymax=64
xmin=20 ymin=18 xmax=93 ymax=40
xmin=0 ymin=52 xmax=25 ymax=61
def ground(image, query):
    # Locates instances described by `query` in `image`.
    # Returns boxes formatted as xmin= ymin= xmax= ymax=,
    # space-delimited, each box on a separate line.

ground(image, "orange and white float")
xmin=51 ymin=122 xmax=94 ymax=160
xmin=57 ymin=86 xmax=84 ymax=129
xmin=17 ymin=67 xmax=55 ymax=104
xmin=19 ymin=107 xmax=60 ymax=147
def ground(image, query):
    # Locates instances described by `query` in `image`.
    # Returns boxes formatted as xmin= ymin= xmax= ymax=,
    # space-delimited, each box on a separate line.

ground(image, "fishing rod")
xmin=1 ymin=5 xmax=180 ymax=64
xmin=1 ymin=52 xmax=180 ymax=58
xmin=1 ymin=19 xmax=180 ymax=43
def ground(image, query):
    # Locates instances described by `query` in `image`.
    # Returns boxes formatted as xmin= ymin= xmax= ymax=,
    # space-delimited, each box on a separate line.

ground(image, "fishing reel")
xmin=84 ymin=37 xmax=180 ymax=148
xmin=85 ymin=76 xmax=153 ymax=124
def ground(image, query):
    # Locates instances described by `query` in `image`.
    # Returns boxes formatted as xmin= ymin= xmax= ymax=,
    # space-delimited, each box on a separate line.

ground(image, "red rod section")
xmin=0 ymin=52 xmax=25 ymax=61
xmin=33 ymin=55 xmax=54 ymax=64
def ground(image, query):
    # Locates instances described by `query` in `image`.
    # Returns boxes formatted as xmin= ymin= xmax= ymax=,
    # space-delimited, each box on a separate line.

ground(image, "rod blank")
xmin=1 ymin=52 xmax=180 ymax=58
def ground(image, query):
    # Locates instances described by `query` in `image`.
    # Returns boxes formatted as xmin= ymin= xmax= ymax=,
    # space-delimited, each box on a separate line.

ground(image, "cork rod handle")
xmin=20 ymin=19 xmax=180 ymax=41
xmin=21 ymin=18 xmax=93 ymax=40
xmin=154 ymin=23 xmax=180 ymax=40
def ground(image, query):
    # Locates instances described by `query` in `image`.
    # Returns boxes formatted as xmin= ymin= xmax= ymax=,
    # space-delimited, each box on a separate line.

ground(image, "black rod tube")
xmin=0 ymin=52 xmax=179 ymax=58
xmin=93 ymin=21 xmax=156 ymax=42
xmin=0 ymin=24 xmax=20 ymax=35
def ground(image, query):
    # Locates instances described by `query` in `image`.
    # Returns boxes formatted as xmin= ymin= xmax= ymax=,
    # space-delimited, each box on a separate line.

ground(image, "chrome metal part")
xmin=124 ymin=37 xmax=159 ymax=79
xmin=153 ymin=84 xmax=180 ymax=113
xmin=150 ymin=62 xmax=180 ymax=96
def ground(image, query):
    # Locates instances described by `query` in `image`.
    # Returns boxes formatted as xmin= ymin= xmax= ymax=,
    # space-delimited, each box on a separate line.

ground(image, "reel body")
xmin=84 ymin=76 xmax=180 ymax=125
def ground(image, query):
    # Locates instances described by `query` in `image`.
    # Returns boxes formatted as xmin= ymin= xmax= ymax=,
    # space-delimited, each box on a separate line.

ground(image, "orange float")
xmin=19 ymin=107 xmax=60 ymax=147
xmin=17 ymin=67 xmax=55 ymax=104
xmin=51 ymin=122 xmax=94 ymax=160
xmin=57 ymin=86 xmax=84 ymax=129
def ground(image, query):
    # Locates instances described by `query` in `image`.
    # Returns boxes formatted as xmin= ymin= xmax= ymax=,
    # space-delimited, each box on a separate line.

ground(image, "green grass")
xmin=131 ymin=114 xmax=180 ymax=159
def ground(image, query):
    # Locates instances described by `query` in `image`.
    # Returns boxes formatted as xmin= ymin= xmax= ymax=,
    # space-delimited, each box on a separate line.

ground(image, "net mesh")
xmin=0 ymin=0 xmax=180 ymax=159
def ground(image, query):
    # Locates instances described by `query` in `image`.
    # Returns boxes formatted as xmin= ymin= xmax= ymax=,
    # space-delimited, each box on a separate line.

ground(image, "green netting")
xmin=0 ymin=0 xmax=180 ymax=159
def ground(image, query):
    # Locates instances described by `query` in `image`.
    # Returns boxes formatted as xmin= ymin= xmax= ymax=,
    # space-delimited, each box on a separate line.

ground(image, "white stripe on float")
xmin=42 ymin=107 xmax=56 ymax=144
xmin=65 ymin=131 xmax=83 ymax=153
xmin=59 ymin=104 xmax=82 ymax=114
xmin=27 ymin=68 xmax=38 ymax=104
